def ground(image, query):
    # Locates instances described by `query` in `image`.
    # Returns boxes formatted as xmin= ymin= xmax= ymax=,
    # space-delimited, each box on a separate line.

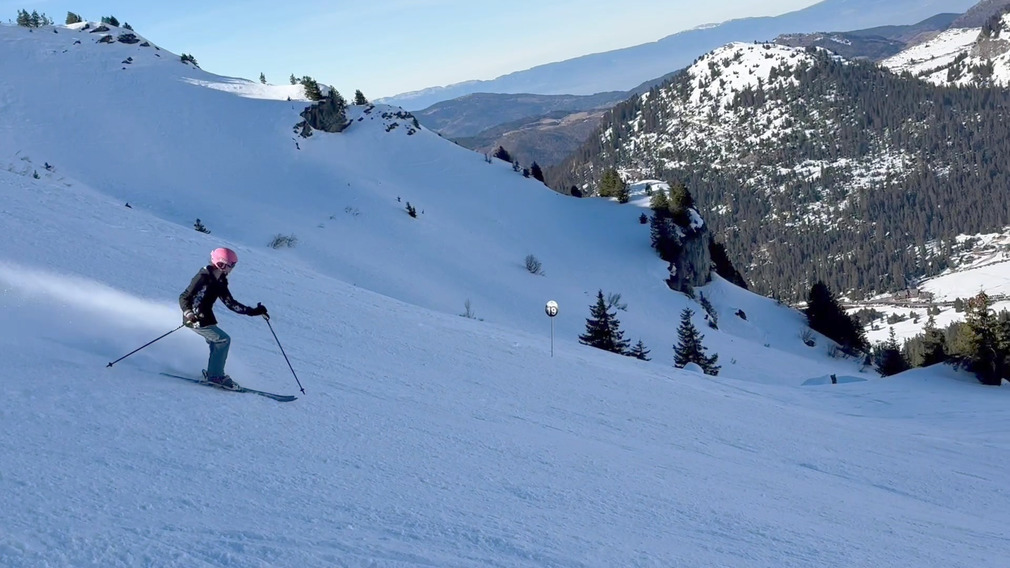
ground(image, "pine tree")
xmin=674 ymin=308 xmax=720 ymax=375
xmin=805 ymin=281 xmax=866 ymax=354
xmin=920 ymin=313 xmax=947 ymax=366
xmin=579 ymin=290 xmax=630 ymax=355
xmin=628 ymin=340 xmax=651 ymax=361
xmin=709 ymin=238 xmax=748 ymax=289
xmin=875 ymin=328 xmax=909 ymax=376
xmin=598 ymin=168 xmax=625 ymax=197
xmin=353 ymin=89 xmax=368 ymax=105
xmin=698 ymin=292 xmax=718 ymax=329
xmin=616 ymin=182 xmax=631 ymax=204
xmin=493 ymin=146 xmax=512 ymax=163
xmin=65 ymin=11 xmax=82 ymax=25
xmin=530 ymin=162 xmax=545 ymax=183
xmin=649 ymin=214 xmax=680 ymax=262
xmin=259 ymin=72 xmax=267 ymax=84
xmin=328 ymin=87 xmax=346 ymax=108
xmin=16 ymin=9 xmax=30 ymax=27
xmin=300 ymin=76 xmax=323 ymax=101
xmin=667 ymin=181 xmax=694 ymax=226
xmin=649 ymin=188 xmax=669 ymax=210
xmin=963 ymin=291 xmax=1002 ymax=385
xmin=289 ymin=73 xmax=297 ymax=85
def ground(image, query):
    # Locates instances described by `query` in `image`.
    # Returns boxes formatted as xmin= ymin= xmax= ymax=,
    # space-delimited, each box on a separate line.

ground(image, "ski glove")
xmin=183 ymin=310 xmax=200 ymax=327
xmin=249 ymin=303 xmax=269 ymax=319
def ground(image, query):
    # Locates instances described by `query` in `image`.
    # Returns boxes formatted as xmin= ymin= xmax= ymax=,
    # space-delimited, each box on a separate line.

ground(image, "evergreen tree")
xmin=649 ymin=214 xmax=680 ymax=263
xmin=530 ymin=161 xmax=545 ymax=183
xmin=698 ymin=292 xmax=718 ymax=329
xmin=16 ymin=9 xmax=30 ymax=27
xmin=616 ymin=182 xmax=631 ymax=203
xmin=66 ymin=11 xmax=82 ymax=25
xmin=493 ymin=146 xmax=512 ymax=163
xmin=667 ymin=181 xmax=694 ymax=226
xmin=674 ymin=308 xmax=720 ymax=375
xmin=649 ymin=189 xmax=669 ymax=210
xmin=709 ymin=238 xmax=748 ymax=289
xmin=328 ymin=87 xmax=346 ymax=108
xmin=579 ymin=290 xmax=630 ymax=355
xmin=300 ymin=76 xmax=323 ymax=101
xmin=963 ymin=291 xmax=1003 ymax=385
xmin=598 ymin=168 xmax=625 ymax=197
xmin=628 ymin=340 xmax=651 ymax=361
xmin=805 ymin=281 xmax=866 ymax=354
xmin=920 ymin=313 xmax=947 ymax=366
xmin=289 ymin=73 xmax=297 ymax=85
xmin=875 ymin=328 xmax=909 ymax=376
xmin=101 ymin=15 xmax=120 ymax=27
xmin=353 ymin=89 xmax=368 ymax=105
xmin=123 ymin=22 xmax=133 ymax=30
xmin=259 ymin=72 xmax=267 ymax=84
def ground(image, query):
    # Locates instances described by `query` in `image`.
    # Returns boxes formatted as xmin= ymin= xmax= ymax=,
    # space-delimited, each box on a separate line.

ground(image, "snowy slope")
xmin=882 ymin=12 xmax=1010 ymax=86
xmin=2 ymin=21 xmax=1010 ymax=567
xmin=881 ymin=26 xmax=981 ymax=77
xmin=0 ymin=23 xmax=846 ymax=385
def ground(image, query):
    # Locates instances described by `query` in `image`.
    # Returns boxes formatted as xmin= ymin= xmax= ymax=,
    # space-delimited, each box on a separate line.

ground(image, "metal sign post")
xmin=545 ymin=300 xmax=559 ymax=357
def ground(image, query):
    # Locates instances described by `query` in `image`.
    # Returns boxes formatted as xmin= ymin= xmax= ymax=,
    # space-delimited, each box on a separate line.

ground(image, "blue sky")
xmin=4 ymin=0 xmax=819 ymax=97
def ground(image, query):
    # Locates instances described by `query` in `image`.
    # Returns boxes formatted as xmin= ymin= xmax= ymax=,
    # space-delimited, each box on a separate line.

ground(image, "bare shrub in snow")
xmin=269 ymin=234 xmax=298 ymax=249
xmin=524 ymin=254 xmax=543 ymax=275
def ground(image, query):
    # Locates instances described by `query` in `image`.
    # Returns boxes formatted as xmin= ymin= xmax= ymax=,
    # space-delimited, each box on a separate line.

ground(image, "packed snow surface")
xmin=1 ymin=21 xmax=1008 ymax=567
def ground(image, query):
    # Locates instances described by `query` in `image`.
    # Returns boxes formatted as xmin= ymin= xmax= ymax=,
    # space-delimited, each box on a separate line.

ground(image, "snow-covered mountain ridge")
xmin=883 ymin=11 xmax=1010 ymax=85
xmin=553 ymin=32 xmax=1010 ymax=302
xmin=3 ymin=19 xmax=1010 ymax=567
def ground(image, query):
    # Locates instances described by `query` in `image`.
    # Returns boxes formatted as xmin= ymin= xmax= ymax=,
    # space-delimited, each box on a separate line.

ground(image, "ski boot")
xmin=202 ymin=370 xmax=240 ymax=390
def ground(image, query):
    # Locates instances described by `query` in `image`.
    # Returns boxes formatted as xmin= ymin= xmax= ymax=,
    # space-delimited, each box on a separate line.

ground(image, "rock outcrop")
xmin=663 ymin=208 xmax=712 ymax=293
xmin=297 ymin=97 xmax=350 ymax=137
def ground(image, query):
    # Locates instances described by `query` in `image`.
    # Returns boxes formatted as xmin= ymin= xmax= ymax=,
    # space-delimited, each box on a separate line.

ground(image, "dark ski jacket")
xmin=179 ymin=265 xmax=255 ymax=327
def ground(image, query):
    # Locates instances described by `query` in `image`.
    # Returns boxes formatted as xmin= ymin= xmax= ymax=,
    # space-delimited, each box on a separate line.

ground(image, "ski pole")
xmin=263 ymin=316 xmax=305 ymax=394
xmin=106 ymin=324 xmax=185 ymax=368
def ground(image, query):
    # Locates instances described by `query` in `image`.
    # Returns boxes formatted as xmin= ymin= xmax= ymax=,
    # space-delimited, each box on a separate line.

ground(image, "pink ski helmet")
xmin=210 ymin=247 xmax=238 ymax=272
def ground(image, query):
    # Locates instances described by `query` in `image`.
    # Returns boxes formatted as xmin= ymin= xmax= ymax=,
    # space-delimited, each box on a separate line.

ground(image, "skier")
xmin=179 ymin=247 xmax=268 ymax=389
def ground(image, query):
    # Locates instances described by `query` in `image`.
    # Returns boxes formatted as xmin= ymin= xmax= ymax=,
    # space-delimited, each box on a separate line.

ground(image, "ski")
xmin=158 ymin=373 xmax=297 ymax=402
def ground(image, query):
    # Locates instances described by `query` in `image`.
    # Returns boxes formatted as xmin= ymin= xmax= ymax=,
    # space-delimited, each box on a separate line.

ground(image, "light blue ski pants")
xmin=190 ymin=325 xmax=231 ymax=378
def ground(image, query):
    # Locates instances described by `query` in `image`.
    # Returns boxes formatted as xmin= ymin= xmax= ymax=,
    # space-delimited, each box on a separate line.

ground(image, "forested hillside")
xmin=549 ymin=43 xmax=1010 ymax=301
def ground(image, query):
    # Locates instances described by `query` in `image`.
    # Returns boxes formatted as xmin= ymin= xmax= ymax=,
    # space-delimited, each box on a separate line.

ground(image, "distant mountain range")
xmin=405 ymin=1 xmax=983 ymax=170
xmin=379 ymin=0 xmax=979 ymax=110
xmin=413 ymin=74 xmax=676 ymax=168
xmin=773 ymin=13 xmax=962 ymax=60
